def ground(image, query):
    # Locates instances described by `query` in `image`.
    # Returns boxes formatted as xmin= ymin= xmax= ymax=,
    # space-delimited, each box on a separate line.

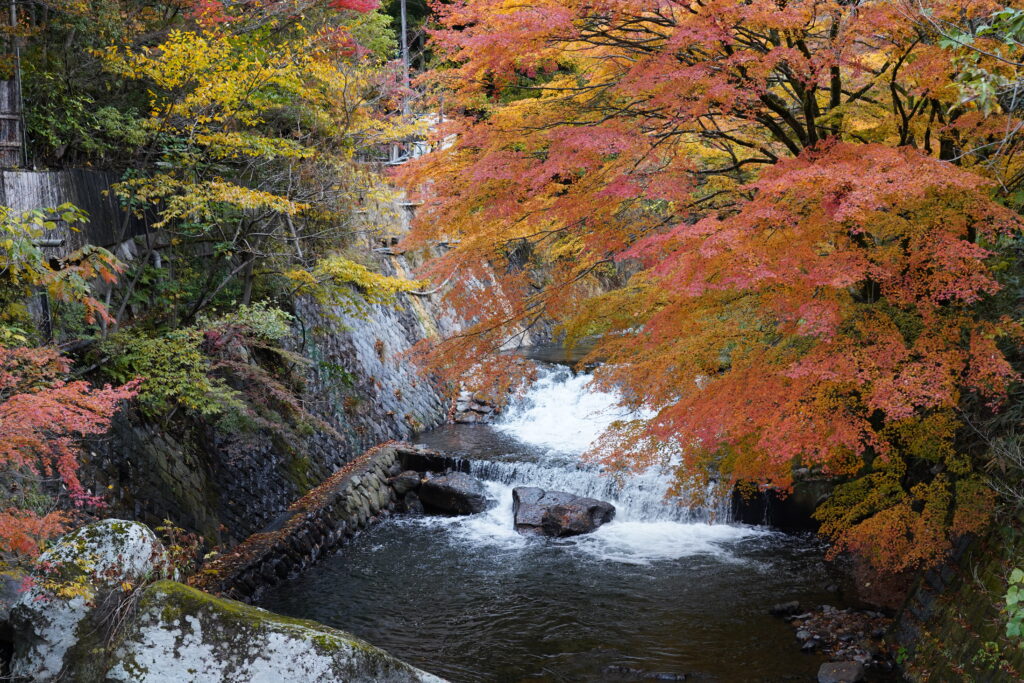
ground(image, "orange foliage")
xmin=0 ymin=346 xmax=138 ymax=558
xmin=399 ymin=0 xmax=1024 ymax=571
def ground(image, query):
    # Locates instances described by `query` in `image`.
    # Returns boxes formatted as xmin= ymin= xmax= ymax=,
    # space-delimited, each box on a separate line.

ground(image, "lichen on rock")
xmin=10 ymin=519 xmax=175 ymax=680
xmin=109 ymin=580 xmax=446 ymax=682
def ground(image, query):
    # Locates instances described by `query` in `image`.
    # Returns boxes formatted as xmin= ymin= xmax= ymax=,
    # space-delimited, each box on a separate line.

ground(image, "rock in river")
xmin=818 ymin=661 xmax=866 ymax=683
xmin=389 ymin=470 xmax=422 ymax=496
xmin=418 ymin=472 xmax=494 ymax=515
xmin=512 ymin=486 xmax=615 ymax=537
xmin=10 ymin=519 xmax=446 ymax=682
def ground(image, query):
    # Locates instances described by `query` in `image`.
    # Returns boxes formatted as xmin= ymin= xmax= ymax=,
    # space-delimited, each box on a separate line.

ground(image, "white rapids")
xmin=409 ymin=365 xmax=770 ymax=564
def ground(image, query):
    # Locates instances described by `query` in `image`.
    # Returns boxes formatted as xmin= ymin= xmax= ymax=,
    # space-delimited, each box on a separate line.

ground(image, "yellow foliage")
xmin=97 ymin=25 xmax=409 ymax=229
xmin=285 ymin=256 xmax=428 ymax=316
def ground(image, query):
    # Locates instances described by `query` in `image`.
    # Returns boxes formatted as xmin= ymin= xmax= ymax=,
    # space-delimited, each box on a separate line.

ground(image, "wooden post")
xmin=0 ymin=0 xmax=25 ymax=168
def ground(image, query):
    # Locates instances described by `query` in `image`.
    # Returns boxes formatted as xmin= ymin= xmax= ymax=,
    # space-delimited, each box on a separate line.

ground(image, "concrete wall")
xmin=1 ymin=167 xmax=468 ymax=557
xmin=83 ymin=268 xmax=457 ymax=545
xmin=0 ymin=168 xmax=150 ymax=259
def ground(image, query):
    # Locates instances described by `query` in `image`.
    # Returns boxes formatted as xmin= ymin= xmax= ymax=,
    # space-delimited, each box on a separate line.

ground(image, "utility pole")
xmin=400 ymin=0 xmax=410 ymax=90
xmin=400 ymin=0 xmax=412 ymax=122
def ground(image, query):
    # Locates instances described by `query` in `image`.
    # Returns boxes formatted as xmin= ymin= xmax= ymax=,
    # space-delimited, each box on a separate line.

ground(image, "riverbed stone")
xmin=107 ymin=580 xmax=446 ymax=682
xmin=512 ymin=486 xmax=615 ymax=537
xmin=817 ymin=661 xmax=865 ymax=683
xmin=403 ymin=492 xmax=425 ymax=515
xmin=542 ymin=499 xmax=616 ymax=537
xmin=769 ymin=601 xmax=801 ymax=617
xmin=512 ymin=487 xmax=578 ymax=534
xmin=389 ymin=471 xmax=422 ymax=495
xmin=418 ymin=472 xmax=493 ymax=514
xmin=10 ymin=519 xmax=176 ymax=681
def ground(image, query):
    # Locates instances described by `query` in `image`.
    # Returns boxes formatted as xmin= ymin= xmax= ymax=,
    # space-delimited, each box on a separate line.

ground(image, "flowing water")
xmin=260 ymin=366 xmax=858 ymax=682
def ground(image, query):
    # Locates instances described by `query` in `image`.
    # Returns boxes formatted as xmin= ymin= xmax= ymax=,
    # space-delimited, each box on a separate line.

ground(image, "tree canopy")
xmin=399 ymin=0 xmax=1024 ymax=572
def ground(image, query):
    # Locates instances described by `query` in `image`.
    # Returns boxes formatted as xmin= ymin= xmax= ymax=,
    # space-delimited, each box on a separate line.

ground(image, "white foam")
xmin=413 ymin=365 xmax=766 ymax=564
xmin=400 ymin=482 xmax=768 ymax=565
xmin=484 ymin=366 xmax=725 ymax=523
xmin=494 ymin=367 xmax=651 ymax=454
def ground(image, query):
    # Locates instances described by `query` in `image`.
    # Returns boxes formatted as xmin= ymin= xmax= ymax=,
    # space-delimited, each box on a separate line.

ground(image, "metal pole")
xmin=400 ymin=0 xmax=411 ymax=121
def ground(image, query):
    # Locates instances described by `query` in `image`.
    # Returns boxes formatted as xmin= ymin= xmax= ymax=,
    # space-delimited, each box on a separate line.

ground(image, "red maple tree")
xmin=398 ymin=0 xmax=1024 ymax=571
xmin=0 ymin=347 xmax=138 ymax=557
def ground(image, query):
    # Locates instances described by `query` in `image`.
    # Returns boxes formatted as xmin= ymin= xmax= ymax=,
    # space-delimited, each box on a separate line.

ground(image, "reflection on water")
xmin=260 ymin=366 xmax=855 ymax=682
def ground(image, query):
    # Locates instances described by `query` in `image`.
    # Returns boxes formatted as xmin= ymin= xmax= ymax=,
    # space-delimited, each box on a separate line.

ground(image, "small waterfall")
xmin=493 ymin=367 xmax=644 ymax=454
xmin=467 ymin=460 xmax=729 ymax=523
xmin=472 ymin=365 xmax=732 ymax=524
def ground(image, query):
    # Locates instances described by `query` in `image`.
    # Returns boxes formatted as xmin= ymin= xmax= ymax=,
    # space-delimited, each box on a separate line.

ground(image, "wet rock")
xmin=787 ymin=605 xmax=893 ymax=673
xmin=512 ymin=487 xmax=577 ymax=534
xmin=602 ymin=665 xmax=688 ymax=680
xmin=512 ymin=487 xmax=615 ymax=537
xmin=418 ymin=472 xmax=493 ymax=515
xmin=389 ymin=471 xmax=422 ymax=496
xmin=541 ymin=500 xmax=615 ymax=537
xmin=769 ymin=601 xmax=801 ymax=617
xmin=403 ymin=492 xmax=425 ymax=516
xmin=817 ymin=661 xmax=865 ymax=683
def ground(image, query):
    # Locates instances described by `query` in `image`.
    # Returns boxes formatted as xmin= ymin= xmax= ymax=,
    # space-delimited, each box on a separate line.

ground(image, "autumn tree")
xmin=1 ymin=207 xmax=136 ymax=560
xmin=400 ymin=0 xmax=1024 ymax=572
xmin=0 ymin=346 xmax=137 ymax=559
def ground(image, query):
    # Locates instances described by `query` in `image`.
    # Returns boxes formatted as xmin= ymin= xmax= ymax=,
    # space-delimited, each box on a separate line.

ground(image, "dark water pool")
xmin=259 ymin=512 xmax=850 ymax=682
xmin=260 ymin=369 xmax=883 ymax=681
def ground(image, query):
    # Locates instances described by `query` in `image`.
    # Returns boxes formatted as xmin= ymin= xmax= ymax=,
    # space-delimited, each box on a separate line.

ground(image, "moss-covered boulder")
xmin=108 ymin=580 xmax=446 ymax=682
xmin=10 ymin=519 xmax=175 ymax=680
xmin=8 ymin=518 xmax=445 ymax=681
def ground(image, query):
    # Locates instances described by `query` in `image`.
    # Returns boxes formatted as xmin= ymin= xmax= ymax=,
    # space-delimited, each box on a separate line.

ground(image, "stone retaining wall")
xmin=191 ymin=443 xmax=457 ymax=602
xmin=81 ymin=205 xmax=461 ymax=546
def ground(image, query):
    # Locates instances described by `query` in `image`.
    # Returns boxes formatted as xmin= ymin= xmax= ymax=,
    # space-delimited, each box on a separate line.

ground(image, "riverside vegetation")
xmin=6 ymin=0 xmax=1024 ymax=680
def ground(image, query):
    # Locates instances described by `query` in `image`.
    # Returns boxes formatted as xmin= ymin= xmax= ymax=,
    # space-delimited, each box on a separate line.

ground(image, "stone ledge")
xmin=190 ymin=442 xmax=453 ymax=602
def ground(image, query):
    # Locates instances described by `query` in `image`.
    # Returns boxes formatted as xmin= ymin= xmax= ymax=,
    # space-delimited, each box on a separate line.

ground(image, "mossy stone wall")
xmin=896 ymin=519 xmax=1024 ymax=681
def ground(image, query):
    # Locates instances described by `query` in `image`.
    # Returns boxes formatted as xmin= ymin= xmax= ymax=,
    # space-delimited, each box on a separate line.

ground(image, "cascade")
xmin=261 ymin=361 xmax=837 ymax=682
xmin=474 ymin=365 xmax=731 ymax=524
xmin=415 ymin=364 xmax=757 ymax=565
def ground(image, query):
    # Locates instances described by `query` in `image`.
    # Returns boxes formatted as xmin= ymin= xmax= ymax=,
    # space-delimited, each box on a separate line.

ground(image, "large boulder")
xmin=543 ymin=500 xmax=616 ymax=537
xmin=417 ymin=472 xmax=493 ymax=515
xmin=388 ymin=471 xmax=422 ymax=496
xmin=8 ymin=519 xmax=446 ymax=682
xmin=10 ymin=519 xmax=176 ymax=680
xmin=512 ymin=487 xmax=615 ymax=537
xmin=512 ymin=487 xmax=578 ymax=534
xmin=107 ymin=580 xmax=446 ymax=682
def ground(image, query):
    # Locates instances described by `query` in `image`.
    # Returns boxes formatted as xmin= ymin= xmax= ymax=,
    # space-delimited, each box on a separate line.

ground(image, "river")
xmin=260 ymin=365 xmax=862 ymax=682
